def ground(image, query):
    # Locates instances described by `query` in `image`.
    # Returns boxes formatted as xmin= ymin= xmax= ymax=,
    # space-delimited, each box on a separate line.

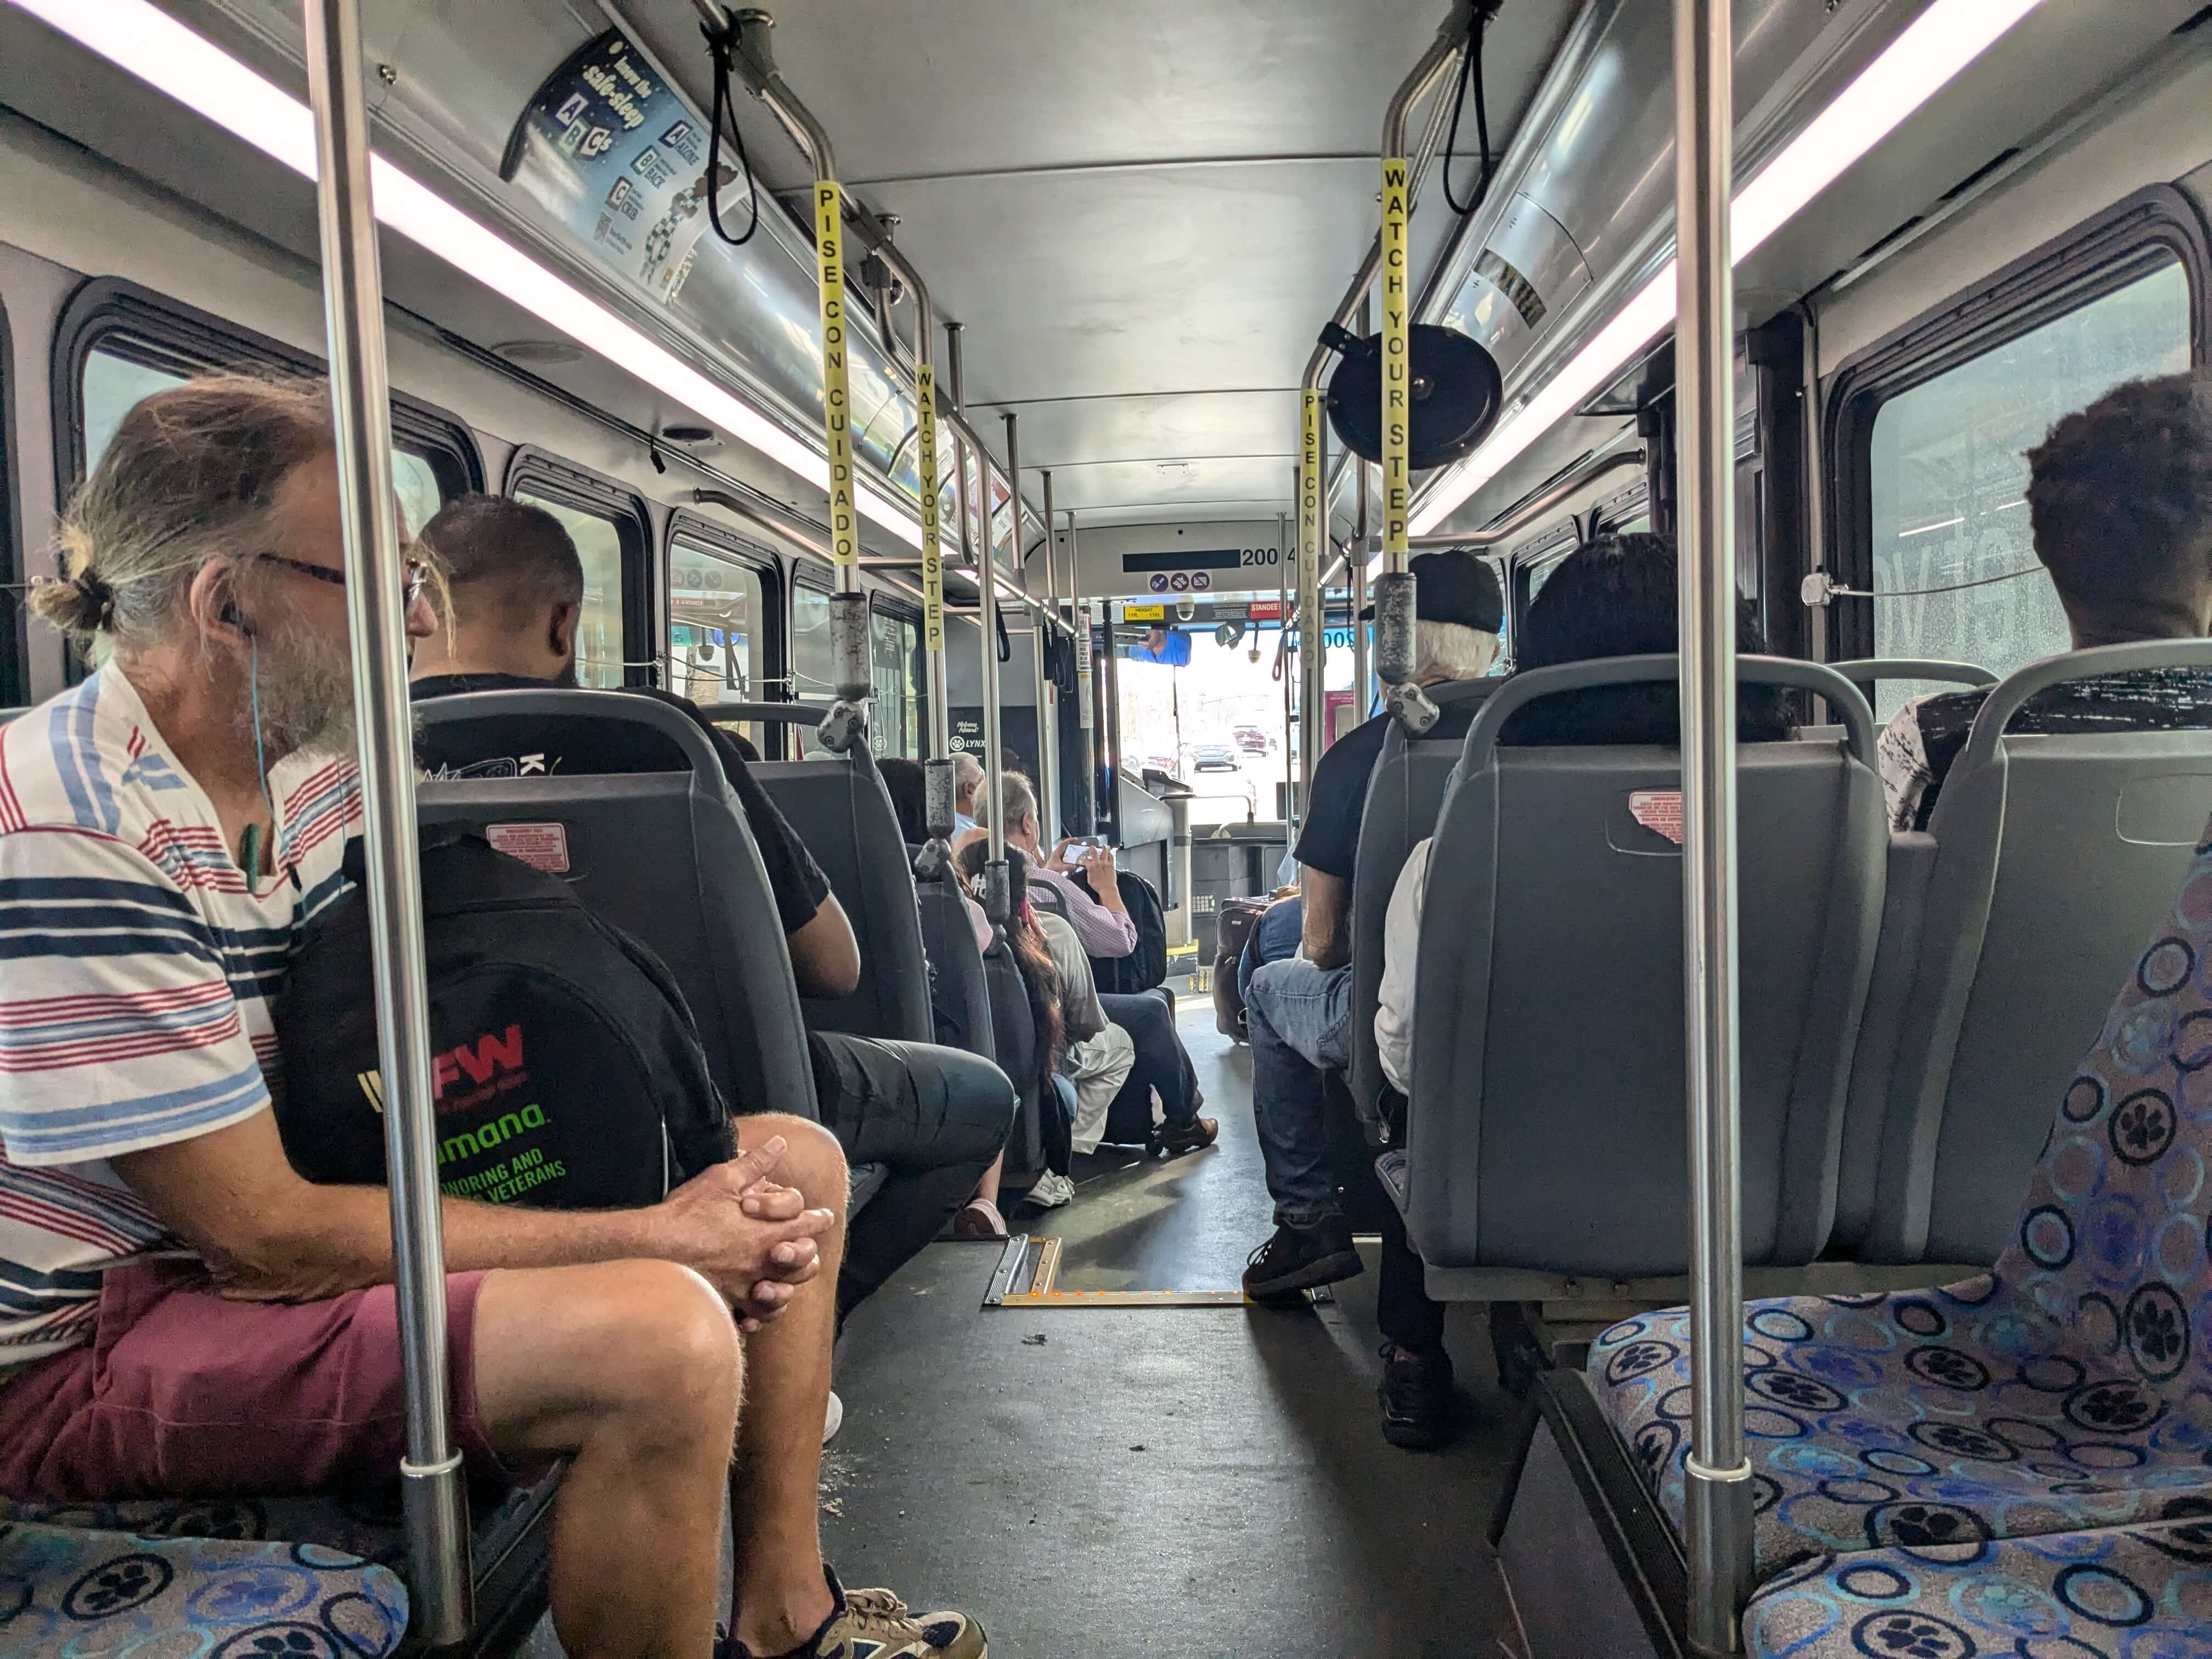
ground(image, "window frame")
xmin=663 ymin=508 xmax=783 ymax=719
xmin=52 ymin=278 xmax=483 ymax=509
xmin=1824 ymin=185 xmax=2211 ymax=661
xmin=0 ymin=296 xmax=25 ymax=707
xmin=503 ymin=446 xmax=654 ymax=690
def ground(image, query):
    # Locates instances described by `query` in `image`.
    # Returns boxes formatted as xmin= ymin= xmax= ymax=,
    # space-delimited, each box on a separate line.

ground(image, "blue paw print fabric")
xmin=1742 ymin=1511 xmax=2212 ymax=1657
xmin=0 ymin=1517 xmax=406 ymax=1657
xmin=1591 ymin=814 xmax=2212 ymax=1584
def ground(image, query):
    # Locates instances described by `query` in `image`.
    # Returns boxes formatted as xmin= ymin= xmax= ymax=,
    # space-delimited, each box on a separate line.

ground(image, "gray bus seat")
xmin=909 ymin=850 xmax=997 ymax=1064
xmin=716 ymin=702 xmax=933 ymax=1045
xmin=412 ymin=690 xmax=821 ymax=1130
xmin=1347 ymin=678 xmax=1501 ymax=1136
xmin=1399 ymin=657 xmax=1884 ymax=1287
xmin=1588 ymin=822 xmax=2212 ymax=1584
xmin=982 ymin=938 xmax=1049 ymax=1183
xmin=1854 ymin=639 xmax=2212 ymax=1265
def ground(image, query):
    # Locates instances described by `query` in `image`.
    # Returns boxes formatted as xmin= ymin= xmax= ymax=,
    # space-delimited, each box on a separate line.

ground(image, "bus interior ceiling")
xmin=3 ymin=1 xmax=2212 ymax=1656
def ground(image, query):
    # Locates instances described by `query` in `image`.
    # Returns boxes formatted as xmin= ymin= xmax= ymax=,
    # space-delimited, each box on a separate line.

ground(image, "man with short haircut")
xmin=411 ymin=493 xmax=1015 ymax=1327
xmin=950 ymin=749 xmax=983 ymax=836
xmin=1877 ymin=369 xmax=2212 ymax=831
xmin=1238 ymin=547 xmax=1504 ymax=1452
xmin=0 ymin=377 xmax=985 ymax=1658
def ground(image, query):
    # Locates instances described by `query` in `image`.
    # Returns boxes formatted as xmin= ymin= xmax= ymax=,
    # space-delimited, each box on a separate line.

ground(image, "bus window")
xmin=83 ymin=345 xmax=452 ymax=539
xmin=790 ymin=579 xmax=834 ymax=754
xmin=869 ymin=603 xmax=923 ymax=758
xmin=668 ymin=535 xmax=769 ymax=755
xmin=511 ymin=488 xmax=627 ymax=688
xmin=1865 ymin=260 xmax=2192 ymax=715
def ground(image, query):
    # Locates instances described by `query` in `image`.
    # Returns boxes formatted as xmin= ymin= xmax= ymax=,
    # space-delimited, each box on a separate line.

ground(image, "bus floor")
xmin=817 ymin=1006 xmax=1529 ymax=1658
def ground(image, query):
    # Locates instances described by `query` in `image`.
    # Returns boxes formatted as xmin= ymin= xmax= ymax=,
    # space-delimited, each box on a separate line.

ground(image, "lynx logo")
xmin=353 ymin=1025 xmax=529 ymax=1118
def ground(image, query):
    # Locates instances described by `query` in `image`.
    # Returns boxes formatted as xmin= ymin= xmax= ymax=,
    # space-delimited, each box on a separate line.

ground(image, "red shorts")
xmin=0 ymin=1259 xmax=499 ymax=1504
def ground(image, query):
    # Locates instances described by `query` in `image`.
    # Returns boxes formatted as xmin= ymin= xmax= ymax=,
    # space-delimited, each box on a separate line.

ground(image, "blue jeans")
xmin=1243 ymin=900 xmax=1352 ymax=1227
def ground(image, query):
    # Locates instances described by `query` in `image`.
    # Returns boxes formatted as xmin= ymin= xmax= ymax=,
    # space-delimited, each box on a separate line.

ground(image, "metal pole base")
xmin=1371 ymin=570 xmax=1418 ymax=685
xmin=828 ymin=590 xmax=873 ymax=704
xmin=816 ymin=701 xmax=869 ymax=754
xmin=401 ymin=1452 xmax=473 ymax=1647
xmin=1383 ymin=680 xmax=1440 ymax=735
xmin=981 ymin=857 xmax=1011 ymax=928
xmin=1684 ymin=1459 xmax=1755 ymax=1656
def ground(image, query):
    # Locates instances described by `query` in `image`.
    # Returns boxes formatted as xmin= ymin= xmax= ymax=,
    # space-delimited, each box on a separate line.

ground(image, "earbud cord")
xmin=239 ymin=633 xmax=292 ymax=895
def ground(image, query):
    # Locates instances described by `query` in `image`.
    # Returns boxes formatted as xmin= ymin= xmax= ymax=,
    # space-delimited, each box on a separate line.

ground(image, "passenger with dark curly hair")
xmin=1877 ymin=368 xmax=2212 ymax=831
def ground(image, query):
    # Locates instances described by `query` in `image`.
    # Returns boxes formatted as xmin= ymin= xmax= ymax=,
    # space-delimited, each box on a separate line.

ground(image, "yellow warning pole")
xmin=1380 ymin=156 xmax=1410 ymax=572
xmin=815 ymin=179 xmax=856 ymax=575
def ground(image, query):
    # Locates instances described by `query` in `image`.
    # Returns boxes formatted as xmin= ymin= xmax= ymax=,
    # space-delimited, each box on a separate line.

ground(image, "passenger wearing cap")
xmin=1238 ymin=547 xmax=1504 ymax=1452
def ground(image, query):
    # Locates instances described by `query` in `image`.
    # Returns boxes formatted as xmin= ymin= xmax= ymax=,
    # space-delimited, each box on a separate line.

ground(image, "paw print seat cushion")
xmin=1589 ymin=813 xmax=2212 ymax=1584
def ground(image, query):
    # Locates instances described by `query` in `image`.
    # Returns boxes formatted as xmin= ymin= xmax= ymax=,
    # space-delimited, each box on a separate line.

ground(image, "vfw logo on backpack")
xmin=276 ymin=828 xmax=733 ymax=1210
xmin=352 ymin=1024 xmax=572 ymax=1205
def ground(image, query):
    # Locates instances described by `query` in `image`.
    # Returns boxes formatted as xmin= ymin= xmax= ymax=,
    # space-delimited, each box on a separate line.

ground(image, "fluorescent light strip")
xmin=1408 ymin=0 xmax=2046 ymax=539
xmin=11 ymin=0 xmax=922 ymax=550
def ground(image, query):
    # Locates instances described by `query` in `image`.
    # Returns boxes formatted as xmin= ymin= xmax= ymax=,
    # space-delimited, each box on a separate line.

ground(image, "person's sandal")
xmin=1153 ymin=1116 xmax=1220 ymax=1156
xmin=952 ymin=1198 xmax=1007 ymax=1240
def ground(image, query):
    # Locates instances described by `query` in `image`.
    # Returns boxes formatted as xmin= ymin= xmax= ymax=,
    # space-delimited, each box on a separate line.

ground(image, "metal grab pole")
xmin=1353 ymin=298 xmax=1373 ymax=714
xmin=714 ymin=9 xmax=871 ymax=752
xmin=1068 ymin=510 xmax=1097 ymax=834
xmin=1298 ymin=393 xmax=1325 ymax=806
xmin=303 ymin=0 xmax=470 ymax=1641
xmin=1035 ymin=467 xmax=1061 ymax=844
xmin=975 ymin=415 xmax=1012 ymax=925
xmin=1277 ymin=505 xmax=1293 ymax=823
xmin=1304 ymin=7 xmax=1468 ymax=740
xmin=1675 ymin=0 xmax=1753 ymax=1648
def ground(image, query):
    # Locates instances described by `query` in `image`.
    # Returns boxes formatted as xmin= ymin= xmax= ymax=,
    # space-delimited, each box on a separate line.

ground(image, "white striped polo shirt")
xmin=0 ymin=664 xmax=359 ymax=1365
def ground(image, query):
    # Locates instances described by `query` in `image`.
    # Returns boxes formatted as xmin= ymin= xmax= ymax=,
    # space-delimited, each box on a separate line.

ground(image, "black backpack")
xmin=1076 ymin=868 xmax=1169 ymax=993
xmin=275 ymin=829 xmax=733 ymax=1210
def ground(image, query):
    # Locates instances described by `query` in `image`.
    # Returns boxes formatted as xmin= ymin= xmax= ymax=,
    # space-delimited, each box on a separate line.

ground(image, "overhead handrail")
xmin=1673 ymin=0 xmax=1753 ymax=1645
xmin=302 ymin=0 xmax=471 ymax=1640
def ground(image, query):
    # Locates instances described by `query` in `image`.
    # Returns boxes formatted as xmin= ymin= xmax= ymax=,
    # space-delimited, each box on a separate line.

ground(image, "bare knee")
xmin=592 ymin=1260 xmax=743 ymax=1432
xmin=742 ymin=1113 xmax=849 ymax=1220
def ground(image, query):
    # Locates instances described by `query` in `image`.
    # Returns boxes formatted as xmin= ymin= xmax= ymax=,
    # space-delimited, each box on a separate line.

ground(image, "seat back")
xmin=749 ymin=751 xmax=933 ymax=1043
xmin=413 ymin=690 xmax=818 ymax=1124
xmin=1348 ymin=679 xmax=1499 ymax=1131
xmin=910 ymin=851 xmax=996 ymax=1063
xmin=1861 ymin=640 xmax=2212 ymax=1263
xmin=1405 ymin=657 xmax=1884 ymax=1277
xmin=981 ymin=936 xmax=1048 ymax=1181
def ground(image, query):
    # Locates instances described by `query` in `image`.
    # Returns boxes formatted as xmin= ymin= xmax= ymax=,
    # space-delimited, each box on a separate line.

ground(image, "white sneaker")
xmin=823 ymin=1389 xmax=844 ymax=1446
xmin=1024 ymin=1171 xmax=1075 ymax=1210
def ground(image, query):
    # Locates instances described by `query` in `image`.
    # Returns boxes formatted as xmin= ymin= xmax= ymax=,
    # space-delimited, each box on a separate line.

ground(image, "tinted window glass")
xmin=668 ymin=537 xmax=769 ymax=755
xmin=870 ymin=606 xmax=923 ymax=758
xmin=512 ymin=488 xmax=627 ymax=687
xmin=790 ymin=582 xmax=834 ymax=755
xmin=83 ymin=346 xmax=450 ymax=538
xmin=1867 ymin=262 xmax=2192 ymax=716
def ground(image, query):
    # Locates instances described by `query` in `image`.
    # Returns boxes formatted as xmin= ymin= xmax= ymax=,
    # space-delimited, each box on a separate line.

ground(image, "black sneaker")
xmin=1379 ymin=1343 xmax=1457 ymax=1451
xmin=1242 ymin=1216 xmax=1364 ymax=1302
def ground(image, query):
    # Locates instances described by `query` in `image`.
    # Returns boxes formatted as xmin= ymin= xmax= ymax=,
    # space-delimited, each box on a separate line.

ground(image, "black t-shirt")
xmin=410 ymin=673 xmax=831 ymax=938
xmin=1291 ymin=689 xmax=1490 ymax=881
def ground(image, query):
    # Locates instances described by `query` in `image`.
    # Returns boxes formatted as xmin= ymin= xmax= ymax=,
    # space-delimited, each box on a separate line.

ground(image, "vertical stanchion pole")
xmin=1035 ymin=467 xmax=1060 ymax=844
xmin=1353 ymin=302 xmax=1373 ymax=713
xmin=302 ymin=0 xmax=470 ymax=1641
xmin=917 ymin=343 xmax=956 ymax=842
xmin=1069 ymin=510 xmax=1097 ymax=834
xmin=1372 ymin=143 xmax=1431 ymax=734
xmin=1675 ymin=0 xmax=1753 ymax=1649
xmin=1277 ymin=504 xmax=1293 ymax=823
xmin=809 ymin=163 xmax=871 ymax=753
xmin=975 ymin=417 xmax=1010 ymax=924
xmin=1298 ymin=387 xmax=1325 ymax=798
